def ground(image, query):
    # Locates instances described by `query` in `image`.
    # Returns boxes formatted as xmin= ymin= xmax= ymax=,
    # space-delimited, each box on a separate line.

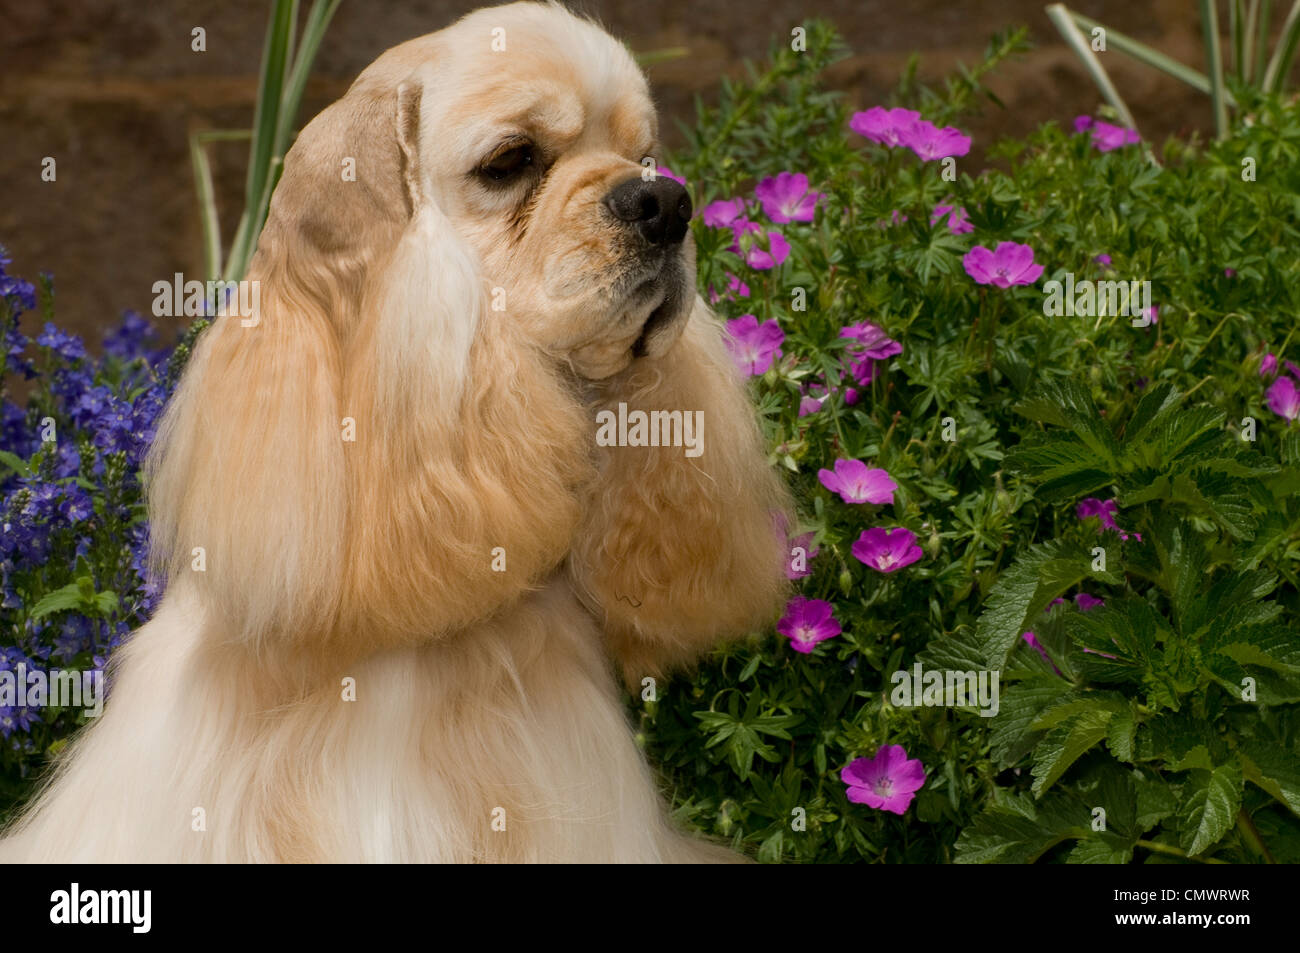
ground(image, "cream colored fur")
xmin=1 ymin=1 xmax=790 ymax=863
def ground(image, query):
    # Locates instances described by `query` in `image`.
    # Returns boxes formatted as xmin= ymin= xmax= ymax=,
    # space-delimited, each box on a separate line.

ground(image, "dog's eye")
xmin=480 ymin=143 xmax=535 ymax=181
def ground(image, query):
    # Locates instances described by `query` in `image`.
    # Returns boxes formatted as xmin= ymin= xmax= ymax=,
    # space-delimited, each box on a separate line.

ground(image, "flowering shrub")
xmin=644 ymin=22 xmax=1300 ymax=863
xmin=3 ymin=22 xmax=1299 ymax=863
xmin=0 ymin=256 xmax=172 ymax=819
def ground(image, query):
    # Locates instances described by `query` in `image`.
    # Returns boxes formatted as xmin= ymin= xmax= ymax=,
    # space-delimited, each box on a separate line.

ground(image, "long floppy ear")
xmin=149 ymin=73 xmax=592 ymax=654
xmin=568 ymin=298 xmax=794 ymax=682
xmin=338 ymin=78 xmax=593 ymax=645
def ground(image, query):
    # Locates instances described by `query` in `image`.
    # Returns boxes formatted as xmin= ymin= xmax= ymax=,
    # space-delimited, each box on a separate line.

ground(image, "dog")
xmin=1 ymin=0 xmax=791 ymax=862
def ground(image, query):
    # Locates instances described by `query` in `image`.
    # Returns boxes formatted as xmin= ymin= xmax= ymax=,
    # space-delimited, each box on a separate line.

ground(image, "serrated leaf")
xmin=989 ymin=677 xmax=1076 ymax=767
xmin=1178 ymin=761 xmax=1243 ymax=856
xmin=1031 ymin=708 xmax=1114 ymax=796
xmin=1239 ymin=741 xmax=1300 ymax=817
xmin=955 ymin=792 xmax=1087 ymax=863
xmin=29 ymin=582 xmax=88 ymax=620
xmin=976 ymin=540 xmax=1121 ymax=669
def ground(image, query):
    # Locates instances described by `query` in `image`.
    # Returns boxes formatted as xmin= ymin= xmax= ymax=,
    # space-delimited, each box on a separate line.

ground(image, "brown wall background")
xmin=0 ymin=0 xmax=1264 ymax=344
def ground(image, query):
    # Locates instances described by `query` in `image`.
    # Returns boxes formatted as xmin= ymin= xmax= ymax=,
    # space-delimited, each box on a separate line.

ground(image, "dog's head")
xmin=404 ymin=2 xmax=695 ymax=378
xmin=150 ymin=2 xmax=696 ymax=651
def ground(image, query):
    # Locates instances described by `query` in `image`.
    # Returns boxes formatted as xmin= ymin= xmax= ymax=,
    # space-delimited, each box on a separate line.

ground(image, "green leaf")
xmin=989 ymin=677 xmax=1076 ymax=767
xmin=1178 ymin=761 xmax=1243 ymax=856
xmin=1240 ymin=741 xmax=1300 ymax=817
xmin=955 ymin=791 xmax=1088 ymax=863
xmin=30 ymin=582 xmax=88 ymax=620
xmin=1014 ymin=379 xmax=1122 ymax=470
xmin=1031 ymin=708 xmax=1114 ymax=796
xmin=976 ymin=539 xmax=1121 ymax=670
xmin=0 ymin=449 xmax=31 ymax=477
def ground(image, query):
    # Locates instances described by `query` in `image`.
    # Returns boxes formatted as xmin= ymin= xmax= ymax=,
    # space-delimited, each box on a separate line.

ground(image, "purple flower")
xmin=1074 ymin=592 xmax=1105 ymax=612
xmin=798 ymin=393 xmax=827 ymax=416
xmin=1288 ymin=361 xmax=1300 ymax=380
xmin=1093 ymin=253 xmax=1112 ymax=266
xmin=851 ymin=527 xmax=923 ymax=573
xmin=963 ymin=242 xmax=1044 ymax=287
xmin=849 ymin=106 xmax=922 ymax=148
xmin=841 ymin=322 xmax=902 ymax=362
xmin=900 ymin=119 xmax=972 ymax=161
xmin=1266 ymin=376 xmax=1300 ymax=421
xmin=707 ymin=272 xmax=750 ymax=304
xmin=841 ymin=745 xmax=926 ymax=815
xmin=36 ymin=323 xmax=87 ymax=362
xmin=818 ymin=459 xmax=897 ymax=504
xmin=724 ymin=314 xmax=784 ymax=376
xmin=840 ymin=322 xmax=901 ymax=387
xmin=754 ymin=171 xmax=823 ymax=224
xmin=655 ymin=165 xmax=686 ymax=186
xmin=931 ymin=204 xmax=973 ymax=235
xmin=1077 ymin=497 xmax=1142 ymax=541
xmin=1260 ymin=353 xmax=1278 ymax=377
xmin=784 ymin=530 xmax=820 ymax=580
xmin=777 ymin=596 xmax=842 ymax=653
xmin=729 ymin=220 xmax=790 ymax=270
xmin=1021 ymin=631 xmax=1062 ymax=675
xmin=1076 ymin=117 xmax=1141 ymax=152
xmin=702 ymin=197 xmax=746 ymax=228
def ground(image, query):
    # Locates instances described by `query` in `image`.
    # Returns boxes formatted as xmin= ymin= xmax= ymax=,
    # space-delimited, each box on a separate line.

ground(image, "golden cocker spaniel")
xmin=2 ymin=0 xmax=791 ymax=862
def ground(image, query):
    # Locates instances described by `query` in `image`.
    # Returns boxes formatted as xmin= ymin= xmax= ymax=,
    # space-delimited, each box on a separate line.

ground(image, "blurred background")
xmin=0 ymin=0 xmax=1260 ymax=343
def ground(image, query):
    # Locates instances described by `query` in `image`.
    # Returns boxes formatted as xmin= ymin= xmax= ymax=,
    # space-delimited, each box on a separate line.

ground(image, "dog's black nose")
xmin=603 ymin=176 xmax=692 ymax=246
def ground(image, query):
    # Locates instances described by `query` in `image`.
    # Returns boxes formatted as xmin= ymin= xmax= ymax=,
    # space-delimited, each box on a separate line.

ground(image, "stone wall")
xmin=0 ymin=0 xmax=1268 ymax=342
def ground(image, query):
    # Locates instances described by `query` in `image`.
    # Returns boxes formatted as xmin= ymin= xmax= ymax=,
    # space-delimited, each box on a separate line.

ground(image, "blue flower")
xmin=37 ymin=322 xmax=87 ymax=362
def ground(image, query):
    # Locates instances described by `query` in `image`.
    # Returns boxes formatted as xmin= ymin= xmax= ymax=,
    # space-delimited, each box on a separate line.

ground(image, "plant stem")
xmin=1201 ymin=0 xmax=1231 ymax=139
xmin=1236 ymin=808 xmax=1276 ymax=863
xmin=1136 ymin=839 xmax=1229 ymax=863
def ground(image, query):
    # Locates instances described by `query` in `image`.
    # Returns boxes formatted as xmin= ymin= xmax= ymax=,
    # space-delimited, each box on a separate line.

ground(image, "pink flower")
xmin=841 ymin=745 xmax=926 ymax=815
xmin=963 ymin=242 xmax=1044 ymax=287
xmin=798 ymin=394 xmax=827 ymax=416
xmin=1074 ymin=592 xmax=1105 ymax=611
xmin=1093 ymin=253 xmax=1112 ymax=266
xmin=849 ymin=106 xmax=922 ymax=148
xmin=841 ymin=322 xmax=903 ymax=362
xmin=818 ymin=459 xmax=897 ymax=504
xmin=707 ymin=272 xmax=751 ymax=304
xmin=1260 ymin=353 xmax=1278 ymax=377
xmin=851 ymin=527 xmax=923 ymax=573
xmin=1075 ymin=117 xmax=1141 ymax=152
xmin=1077 ymin=497 xmax=1142 ymax=541
xmin=1021 ymin=631 xmax=1062 ymax=675
xmin=784 ymin=530 xmax=820 ymax=580
xmin=724 ymin=314 xmax=784 ymax=376
xmin=900 ymin=119 xmax=972 ymax=161
xmin=1266 ymin=376 xmax=1300 ymax=420
xmin=840 ymin=322 xmax=901 ymax=387
xmin=754 ymin=171 xmax=823 ymax=224
xmin=655 ymin=165 xmax=687 ymax=185
xmin=777 ymin=596 xmax=841 ymax=653
xmin=931 ymin=203 xmax=973 ymax=235
xmin=729 ymin=220 xmax=790 ymax=270
xmin=702 ymin=197 xmax=746 ymax=228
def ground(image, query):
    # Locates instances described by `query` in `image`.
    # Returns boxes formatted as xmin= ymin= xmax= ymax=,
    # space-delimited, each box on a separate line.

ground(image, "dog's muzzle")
xmin=603 ymin=176 xmax=692 ymax=247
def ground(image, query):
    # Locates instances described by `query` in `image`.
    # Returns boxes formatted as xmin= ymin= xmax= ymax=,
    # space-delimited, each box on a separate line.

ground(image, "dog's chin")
xmin=569 ymin=277 xmax=691 ymax=381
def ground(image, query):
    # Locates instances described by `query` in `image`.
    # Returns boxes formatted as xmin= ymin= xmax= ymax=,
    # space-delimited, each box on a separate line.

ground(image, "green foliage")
xmin=641 ymin=20 xmax=1300 ymax=863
